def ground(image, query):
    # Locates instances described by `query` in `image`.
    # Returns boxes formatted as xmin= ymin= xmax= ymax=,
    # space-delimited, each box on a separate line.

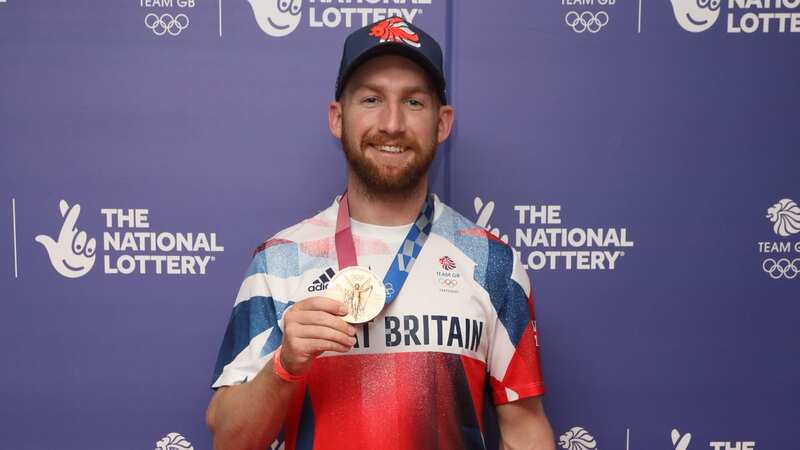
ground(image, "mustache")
xmin=360 ymin=133 xmax=415 ymax=149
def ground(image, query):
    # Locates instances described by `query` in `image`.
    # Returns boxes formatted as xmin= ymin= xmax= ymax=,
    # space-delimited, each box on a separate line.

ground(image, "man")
xmin=206 ymin=17 xmax=554 ymax=450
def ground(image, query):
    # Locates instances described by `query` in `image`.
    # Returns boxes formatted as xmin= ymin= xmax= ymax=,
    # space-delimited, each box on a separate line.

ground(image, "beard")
xmin=340 ymin=119 xmax=437 ymax=199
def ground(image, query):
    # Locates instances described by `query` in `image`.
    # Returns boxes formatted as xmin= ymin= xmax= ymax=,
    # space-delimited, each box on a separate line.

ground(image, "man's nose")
xmin=377 ymin=101 xmax=406 ymax=135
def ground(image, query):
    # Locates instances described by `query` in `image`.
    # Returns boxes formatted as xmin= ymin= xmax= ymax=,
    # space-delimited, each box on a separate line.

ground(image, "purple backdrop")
xmin=1 ymin=0 xmax=797 ymax=449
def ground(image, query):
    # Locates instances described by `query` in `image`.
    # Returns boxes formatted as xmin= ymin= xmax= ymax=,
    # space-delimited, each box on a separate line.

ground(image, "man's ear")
xmin=436 ymin=105 xmax=455 ymax=145
xmin=329 ymin=101 xmax=343 ymax=139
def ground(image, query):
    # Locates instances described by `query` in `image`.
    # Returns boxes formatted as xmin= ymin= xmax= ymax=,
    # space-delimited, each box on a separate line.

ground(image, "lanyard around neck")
xmin=334 ymin=191 xmax=434 ymax=304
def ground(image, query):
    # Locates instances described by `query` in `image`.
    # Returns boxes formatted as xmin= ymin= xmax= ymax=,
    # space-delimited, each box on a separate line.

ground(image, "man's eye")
xmin=407 ymin=99 xmax=423 ymax=108
xmin=362 ymin=96 xmax=379 ymax=105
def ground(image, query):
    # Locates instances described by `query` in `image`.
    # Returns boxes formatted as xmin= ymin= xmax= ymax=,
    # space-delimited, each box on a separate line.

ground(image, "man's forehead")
xmin=345 ymin=55 xmax=436 ymax=94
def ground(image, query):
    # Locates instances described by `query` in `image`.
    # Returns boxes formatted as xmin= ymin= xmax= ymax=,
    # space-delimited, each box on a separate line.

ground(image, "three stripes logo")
xmin=308 ymin=267 xmax=336 ymax=292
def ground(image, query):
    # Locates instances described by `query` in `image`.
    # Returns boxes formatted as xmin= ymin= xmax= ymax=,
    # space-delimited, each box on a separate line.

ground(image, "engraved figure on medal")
xmin=325 ymin=266 xmax=386 ymax=324
xmin=343 ymin=274 xmax=374 ymax=321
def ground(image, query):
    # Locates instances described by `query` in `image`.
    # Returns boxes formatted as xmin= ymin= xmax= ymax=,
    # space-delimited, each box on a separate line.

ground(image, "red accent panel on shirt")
xmin=299 ymin=352 xmax=481 ymax=450
xmin=460 ymin=354 xmax=488 ymax=433
xmin=458 ymin=227 xmax=507 ymax=244
xmin=253 ymin=238 xmax=293 ymax=256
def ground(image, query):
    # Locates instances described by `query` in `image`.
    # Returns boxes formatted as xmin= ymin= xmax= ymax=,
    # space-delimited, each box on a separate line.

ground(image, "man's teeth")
xmin=377 ymin=145 xmax=404 ymax=153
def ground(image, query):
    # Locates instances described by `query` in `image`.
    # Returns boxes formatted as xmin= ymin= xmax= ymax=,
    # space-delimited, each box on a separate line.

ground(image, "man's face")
xmin=329 ymin=54 xmax=453 ymax=196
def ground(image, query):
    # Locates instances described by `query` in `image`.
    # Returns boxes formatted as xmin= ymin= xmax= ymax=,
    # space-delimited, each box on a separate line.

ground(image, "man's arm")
xmin=206 ymin=297 xmax=356 ymax=450
xmin=496 ymin=396 xmax=555 ymax=450
xmin=206 ymin=358 xmax=298 ymax=450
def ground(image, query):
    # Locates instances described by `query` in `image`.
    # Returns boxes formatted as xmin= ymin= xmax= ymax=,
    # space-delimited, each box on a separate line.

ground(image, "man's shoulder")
xmin=433 ymin=197 xmax=531 ymax=299
xmin=433 ymin=196 xmax=514 ymax=262
xmin=250 ymin=199 xmax=337 ymax=258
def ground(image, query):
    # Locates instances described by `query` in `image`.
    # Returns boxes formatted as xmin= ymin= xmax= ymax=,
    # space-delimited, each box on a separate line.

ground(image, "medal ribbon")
xmin=335 ymin=191 xmax=434 ymax=305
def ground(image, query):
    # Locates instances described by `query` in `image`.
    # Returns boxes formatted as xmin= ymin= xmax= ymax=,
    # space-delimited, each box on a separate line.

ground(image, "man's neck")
xmin=345 ymin=177 xmax=428 ymax=226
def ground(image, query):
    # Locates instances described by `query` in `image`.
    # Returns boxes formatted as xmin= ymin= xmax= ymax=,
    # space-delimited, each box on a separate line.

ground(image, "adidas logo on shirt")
xmin=307 ymin=267 xmax=337 ymax=292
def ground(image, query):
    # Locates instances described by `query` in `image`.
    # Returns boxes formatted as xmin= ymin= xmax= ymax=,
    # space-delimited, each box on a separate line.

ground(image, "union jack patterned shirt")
xmin=211 ymin=195 xmax=545 ymax=450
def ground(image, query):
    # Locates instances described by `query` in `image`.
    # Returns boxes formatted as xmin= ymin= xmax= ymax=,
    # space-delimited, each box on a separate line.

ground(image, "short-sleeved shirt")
xmin=211 ymin=195 xmax=544 ymax=450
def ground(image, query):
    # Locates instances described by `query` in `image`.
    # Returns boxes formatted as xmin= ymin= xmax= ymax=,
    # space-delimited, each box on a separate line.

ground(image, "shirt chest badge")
xmin=436 ymin=255 xmax=461 ymax=294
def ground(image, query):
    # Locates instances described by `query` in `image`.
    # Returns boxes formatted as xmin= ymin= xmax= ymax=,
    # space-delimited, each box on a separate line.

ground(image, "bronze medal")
xmin=325 ymin=266 xmax=386 ymax=324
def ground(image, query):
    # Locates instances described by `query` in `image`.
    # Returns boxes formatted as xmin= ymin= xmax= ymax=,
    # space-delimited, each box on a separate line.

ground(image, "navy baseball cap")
xmin=335 ymin=18 xmax=447 ymax=105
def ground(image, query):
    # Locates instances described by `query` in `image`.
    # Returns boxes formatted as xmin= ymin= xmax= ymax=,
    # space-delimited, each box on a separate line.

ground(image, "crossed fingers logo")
xmin=669 ymin=0 xmax=721 ymax=32
xmin=248 ymin=0 xmax=302 ymax=37
xmin=671 ymin=429 xmax=692 ymax=450
xmin=35 ymin=200 xmax=97 ymax=278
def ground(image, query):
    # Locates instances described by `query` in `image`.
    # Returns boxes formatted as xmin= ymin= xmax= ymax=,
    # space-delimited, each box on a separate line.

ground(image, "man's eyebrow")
xmin=352 ymin=82 xmax=435 ymax=97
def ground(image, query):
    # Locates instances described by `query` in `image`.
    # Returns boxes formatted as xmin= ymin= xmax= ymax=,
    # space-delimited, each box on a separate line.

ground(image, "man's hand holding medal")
xmin=276 ymin=295 xmax=358 ymax=379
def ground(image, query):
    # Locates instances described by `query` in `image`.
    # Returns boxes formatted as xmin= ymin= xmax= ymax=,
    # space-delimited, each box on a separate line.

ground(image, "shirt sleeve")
xmin=210 ymin=250 xmax=286 ymax=389
xmin=486 ymin=248 xmax=545 ymax=404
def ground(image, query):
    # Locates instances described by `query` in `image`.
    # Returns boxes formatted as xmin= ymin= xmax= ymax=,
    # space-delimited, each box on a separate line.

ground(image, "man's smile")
xmin=365 ymin=143 xmax=413 ymax=164
xmin=375 ymin=144 xmax=405 ymax=154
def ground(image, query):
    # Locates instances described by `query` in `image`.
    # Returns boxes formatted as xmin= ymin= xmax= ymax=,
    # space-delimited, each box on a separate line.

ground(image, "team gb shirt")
xmin=211 ymin=195 xmax=545 ymax=450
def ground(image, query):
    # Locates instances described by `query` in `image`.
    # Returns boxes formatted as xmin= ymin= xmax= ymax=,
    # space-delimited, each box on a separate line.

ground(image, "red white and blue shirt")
xmin=211 ymin=195 xmax=544 ymax=450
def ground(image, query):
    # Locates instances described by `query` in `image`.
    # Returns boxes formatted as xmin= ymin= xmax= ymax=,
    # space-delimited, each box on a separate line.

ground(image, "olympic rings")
xmin=144 ymin=13 xmax=190 ymax=36
xmin=762 ymin=258 xmax=800 ymax=280
xmin=438 ymin=278 xmax=458 ymax=288
xmin=565 ymin=11 xmax=609 ymax=34
xmin=384 ymin=282 xmax=395 ymax=297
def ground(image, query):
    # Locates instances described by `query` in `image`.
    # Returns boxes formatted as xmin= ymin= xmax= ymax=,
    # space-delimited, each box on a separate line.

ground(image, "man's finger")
xmin=293 ymin=310 xmax=355 ymax=336
xmin=295 ymin=296 xmax=348 ymax=316
xmin=292 ymin=325 xmax=356 ymax=347
xmin=297 ymin=337 xmax=352 ymax=355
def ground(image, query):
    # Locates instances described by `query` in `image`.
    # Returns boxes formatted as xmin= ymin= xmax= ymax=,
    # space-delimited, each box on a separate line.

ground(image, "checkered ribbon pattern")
xmin=335 ymin=192 xmax=434 ymax=305
xmin=383 ymin=194 xmax=433 ymax=303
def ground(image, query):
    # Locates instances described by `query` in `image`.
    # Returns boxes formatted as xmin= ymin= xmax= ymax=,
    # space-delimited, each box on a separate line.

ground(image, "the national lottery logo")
xmin=671 ymin=429 xmax=692 ymax=450
xmin=249 ymin=0 xmax=432 ymax=38
xmin=670 ymin=0 xmax=721 ymax=32
xmin=670 ymin=428 xmax=757 ymax=450
xmin=559 ymin=426 xmax=597 ymax=450
xmin=249 ymin=0 xmax=303 ymax=37
xmin=35 ymin=200 xmax=97 ymax=279
xmin=36 ymin=199 xmax=224 ymax=278
xmin=474 ymin=196 xmax=635 ymax=271
xmin=757 ymin=197 xmax=800 ymax=280
xmin=474 ymin=197 xmax=509 ymax=243
xmin=670 ymin=0 xmax=800 ymax=34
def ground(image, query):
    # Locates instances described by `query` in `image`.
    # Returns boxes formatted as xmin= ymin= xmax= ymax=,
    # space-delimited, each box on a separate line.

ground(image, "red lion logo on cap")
xmin=369 ymin=17 xmax=421 ymax=48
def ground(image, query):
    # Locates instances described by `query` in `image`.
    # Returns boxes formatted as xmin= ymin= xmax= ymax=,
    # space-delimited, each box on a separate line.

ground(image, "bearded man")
xmin=206 ymin=18 xmax=555 ymax=450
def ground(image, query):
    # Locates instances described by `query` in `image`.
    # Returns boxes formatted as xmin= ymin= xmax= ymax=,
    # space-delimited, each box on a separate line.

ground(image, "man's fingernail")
xmin=348 ymin=326 xmax=356 ymax=335
xmin=339 ymin=305 xmax=348 ymax=315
